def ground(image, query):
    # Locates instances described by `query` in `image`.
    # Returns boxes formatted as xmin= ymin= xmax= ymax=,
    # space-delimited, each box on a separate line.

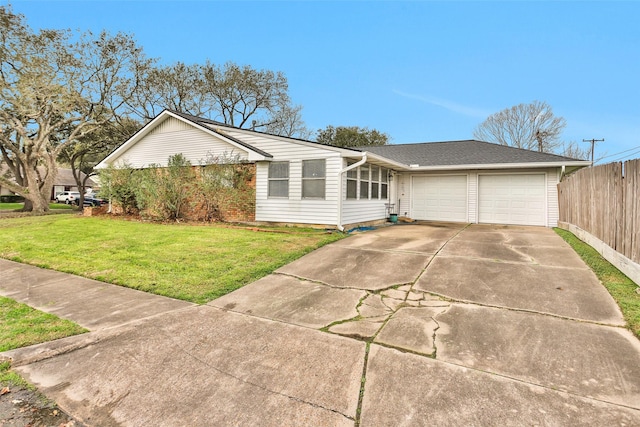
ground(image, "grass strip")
xmin=555 ymin=228 xmax=640 ymax=338
xmin=0 ymin=296 xmax=87 ymax=353
xmin=0 ymin=202 xmax=73 ymax=211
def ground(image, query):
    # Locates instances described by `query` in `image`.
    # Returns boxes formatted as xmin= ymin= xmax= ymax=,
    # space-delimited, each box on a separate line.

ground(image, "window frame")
xmin=359 ymin=164 xmax=370 ymax=199
xmin=267 ymin=161 xmax=290 ymax=198
xmin=302 ymin=159 xmax=326 ymax=199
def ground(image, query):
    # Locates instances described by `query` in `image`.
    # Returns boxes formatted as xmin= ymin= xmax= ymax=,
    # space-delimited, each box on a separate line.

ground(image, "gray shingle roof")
xmin=356 ymin=140 xmax=583 ymax=167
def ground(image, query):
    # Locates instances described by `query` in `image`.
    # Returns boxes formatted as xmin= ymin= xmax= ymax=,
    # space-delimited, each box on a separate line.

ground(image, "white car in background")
xmin=55 ymin=191 xmax=80 ymax=204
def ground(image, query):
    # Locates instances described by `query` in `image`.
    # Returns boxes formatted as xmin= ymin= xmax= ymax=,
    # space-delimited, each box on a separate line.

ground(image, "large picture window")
xmin=302 ymin=159 xmax=326 ymax=199
xmin=344 ymin=161 xmax=390 ymax=201
xmin=268 ymin=161 xmax=289 ymax=198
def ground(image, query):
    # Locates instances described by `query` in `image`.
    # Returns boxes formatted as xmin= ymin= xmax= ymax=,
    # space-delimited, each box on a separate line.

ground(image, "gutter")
xmin=337 ymin=153 xmax=368 ymax=232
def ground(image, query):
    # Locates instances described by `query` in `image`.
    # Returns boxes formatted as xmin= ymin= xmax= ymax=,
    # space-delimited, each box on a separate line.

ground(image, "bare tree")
xmin=559 ymin=141 xmax=590 ymax=160
xmin=264 ymin=103 xmax=311 ymax=139
xmin=201 ymin=61 xmax=289 ymax=129
xmin=129 ymin=60 xmax=311 ymax=138
xmin=0 ymin=6 xmax=149 ymax=212
xmin=130 ymin=62 xmax=207 ymax=121
xmin=474 ymin=101 xmax=566 ymax=153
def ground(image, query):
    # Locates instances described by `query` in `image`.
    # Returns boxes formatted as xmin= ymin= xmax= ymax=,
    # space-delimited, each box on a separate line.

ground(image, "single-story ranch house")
xmin=96 ymin=110 xmax=591 ymax=229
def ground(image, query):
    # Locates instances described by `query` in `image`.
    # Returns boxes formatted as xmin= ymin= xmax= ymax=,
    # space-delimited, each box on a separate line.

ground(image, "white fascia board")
xmin=397 ymin=161 xmax=592 ymax=171
xmin=352 ymin=152 xmax=411 ymax=170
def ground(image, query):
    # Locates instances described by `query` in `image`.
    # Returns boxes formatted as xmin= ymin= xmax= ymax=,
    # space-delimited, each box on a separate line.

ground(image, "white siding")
xmin=547 ymin=170 xmax=560 ymax=227
xmin=109 ymin=117 xmax=249 ymax=168
xmin=467 ymin=173 xmax=478 ymax=223
xmin=255 ymin=152 xmax=342 ymax=225
xmin=341 ymin=200 xmax=388 ymax=225
xmin=397 ymin=174 xmax=409 ymax=216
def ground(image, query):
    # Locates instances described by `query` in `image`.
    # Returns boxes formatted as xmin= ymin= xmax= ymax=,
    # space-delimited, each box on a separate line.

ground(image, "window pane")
xmin=360 ymin=165 xmax=369 ymax=180
xmin=269 ymin=162 xmax=289 ymax=179
xmin=302 ymin=179 xmax=325 ymax=198
xmin=303 ymin=159 xmax=325 ymax=178
xmin=381 ymin=168 xmax=389 ymax=183
xmin=346 ymin=179 xmax=357 ymax=199
xmin=371 ymin=166 xmax=380 ymax=183
xmin=268 ymin=180 xmax=289 ymax=197
xmin=371 ymin=182 xmax=379 ymax=199
xmin=346 ymin=163 xmax=358 ymax=179
xmin=381 ymin=183 xmax=388 ymax=199
xmin=360 ymin=180 xmax=369 ymax=199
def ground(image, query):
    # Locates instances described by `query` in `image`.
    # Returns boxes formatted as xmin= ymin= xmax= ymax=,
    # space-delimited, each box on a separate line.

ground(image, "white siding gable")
xmin=108 ymin=117 xmax=249 ymax=168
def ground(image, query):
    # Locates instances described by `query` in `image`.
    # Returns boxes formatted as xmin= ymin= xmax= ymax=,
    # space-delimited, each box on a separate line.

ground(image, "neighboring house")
xmin=50 ymin=168 xmax=96 ymax=200
xmin=0 ymin=165 xmax=96 ymax=200
xmin=95 ymin=110 xmax=591 ymax=228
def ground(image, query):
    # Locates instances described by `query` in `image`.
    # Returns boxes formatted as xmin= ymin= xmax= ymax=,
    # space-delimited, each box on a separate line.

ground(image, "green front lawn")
xmin=555 ymin=228 xmax=640 ymax=338
xmin=0 ymin=296 xmax=87 ymax=353
xmin=0 ymin=215 xmax=343 ymax=303
xmin=0 ymin=202 xmax=73 ymax=210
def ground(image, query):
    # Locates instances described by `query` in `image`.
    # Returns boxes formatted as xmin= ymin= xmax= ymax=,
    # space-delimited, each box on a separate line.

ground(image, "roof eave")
xmin=396 ymin=160 xmax=592 ymax=172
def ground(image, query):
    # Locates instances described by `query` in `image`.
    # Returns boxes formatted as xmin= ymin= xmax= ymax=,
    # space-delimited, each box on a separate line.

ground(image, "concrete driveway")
xmin=2 ymin=223 xmax=640 ymax=426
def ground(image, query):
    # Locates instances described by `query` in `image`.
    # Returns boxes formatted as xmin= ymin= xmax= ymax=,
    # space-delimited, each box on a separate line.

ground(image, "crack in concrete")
xmin=419 ymin=292 xmax=629 ymax=330
xmin=163 ymin=325 xmax=355 ymax=422
xmin=354 ymin=342 xmax=370 ymax=427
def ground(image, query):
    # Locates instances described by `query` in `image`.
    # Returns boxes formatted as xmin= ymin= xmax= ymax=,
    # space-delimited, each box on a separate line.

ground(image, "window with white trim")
xmin=359 ymin=164 xmax=370 ymax=199
xmin=302 ymin=159 xmax=326 ymax=199
xmin=346 ymin=160 xmax=357 ymax=199
xmin=268 ymin=161 xmax=289 ymax=198
xmin=380 ymin=167 xmax=389 ymax=199
xmin=371 ymin=165 xmax=380 ymax=199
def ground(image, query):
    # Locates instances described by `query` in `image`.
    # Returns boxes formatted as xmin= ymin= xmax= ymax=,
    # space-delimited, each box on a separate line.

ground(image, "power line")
xmin=583 ymin=138 xmax=604 ymax=163
xmin=605 ymin=147 xmax=640 ymax=163
xmin=596 ymin=144 xmax=640 ymax=161
xmin=595 ymin=147 xmax=640 ymax=164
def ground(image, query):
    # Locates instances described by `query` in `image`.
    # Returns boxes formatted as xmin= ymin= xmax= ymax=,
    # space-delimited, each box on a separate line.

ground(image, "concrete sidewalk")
xmin=2 ymin=224 xmax=640 ymax=426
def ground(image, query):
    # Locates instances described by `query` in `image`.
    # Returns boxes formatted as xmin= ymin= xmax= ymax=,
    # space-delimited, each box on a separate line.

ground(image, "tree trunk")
xmin=22 ymin=199 xmax=33 ymax=212
xmin=23 ymin=166 xmax=52 ymax=213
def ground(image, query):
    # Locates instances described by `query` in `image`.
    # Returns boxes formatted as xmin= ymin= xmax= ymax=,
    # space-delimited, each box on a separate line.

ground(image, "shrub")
xmin=98 ymin=163 xmax=141 ymax=214
xmin=198 ymin=153 xmax=255 ymax=222
xmin=0 ymin=195 xmax=24 ymax=203
xmin=136 ymin=154 xmax=196 ymax=221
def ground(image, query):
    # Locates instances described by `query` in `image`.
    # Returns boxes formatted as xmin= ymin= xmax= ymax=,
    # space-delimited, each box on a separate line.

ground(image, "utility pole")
xmin=583 ymin=138 xmax=604 ymax=163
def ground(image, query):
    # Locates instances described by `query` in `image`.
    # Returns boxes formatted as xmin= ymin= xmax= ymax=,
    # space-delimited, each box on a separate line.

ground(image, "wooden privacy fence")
xmin=558 ymin=160 xmax=640 ymax=264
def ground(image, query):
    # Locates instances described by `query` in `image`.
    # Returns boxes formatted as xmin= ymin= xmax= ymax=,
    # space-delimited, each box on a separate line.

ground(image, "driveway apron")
xmin=3 ymin=224 xmax=640 ymax=426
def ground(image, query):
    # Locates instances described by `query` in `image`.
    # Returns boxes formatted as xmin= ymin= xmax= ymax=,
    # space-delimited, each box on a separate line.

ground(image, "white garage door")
xmin=412 ymin=175 xmax=468 ymax=222
xmin=478 ymin=174 xmax=546 ymax=226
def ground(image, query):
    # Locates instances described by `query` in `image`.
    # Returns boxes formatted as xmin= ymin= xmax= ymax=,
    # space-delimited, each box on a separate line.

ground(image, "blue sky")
xmin=8 ymin=1 xmax=640 ymax=162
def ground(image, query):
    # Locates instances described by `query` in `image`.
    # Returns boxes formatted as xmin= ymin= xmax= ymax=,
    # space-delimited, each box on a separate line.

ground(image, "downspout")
xmin=337 ymin=153 xmax=368 ymax=232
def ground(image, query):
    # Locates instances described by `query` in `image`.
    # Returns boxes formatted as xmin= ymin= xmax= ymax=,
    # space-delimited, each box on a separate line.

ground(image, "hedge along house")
xmin=95 ymin=110 xmax=591 ymax=228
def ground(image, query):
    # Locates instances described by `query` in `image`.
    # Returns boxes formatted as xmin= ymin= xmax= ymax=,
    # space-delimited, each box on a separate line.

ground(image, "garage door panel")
xmin=412 ymin=175 xmax=467 ymax=222
xmin=478 ymin=174 xmax=546 ymax=226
